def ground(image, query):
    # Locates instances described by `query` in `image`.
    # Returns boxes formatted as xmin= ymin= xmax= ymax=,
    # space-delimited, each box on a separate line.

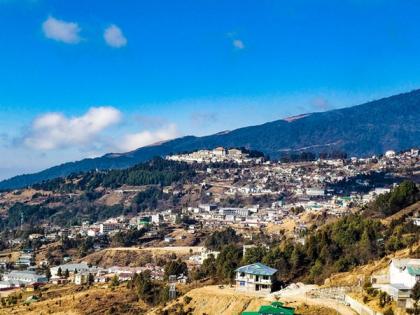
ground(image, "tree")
xmin=88 ymin=273 xmax=94 ymax=285
xmin=133 ymin=271 xmax=158 ymax=304
xmin=204 ymin=228 xmax=241 ymax=251
xmin=164 ymin=259 xmax=188 ymax=280
xmin=359 ymin=230 xmax=373 ymax=264
xmin=64 ymin=269 xmax=70 ymax=278
xmin=57 ymin=267 xmax=62 ymax=277
xmin=242 ymin=246 xmax=268 ymax=265
xmin=111 ymin=275 xmax=119 ymax=287
xmin=45 ymin=268 xmax=51 ymax=280
xmin=411 ymin=281 xmax=420 ymax=314
xmin=215 ymin=245 xmax=242 ymax=281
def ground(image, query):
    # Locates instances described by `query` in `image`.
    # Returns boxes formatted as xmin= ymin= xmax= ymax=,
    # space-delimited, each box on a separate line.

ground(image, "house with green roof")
xmin=241 ymin=301 xmax=295 ymax=315
xmin=235 ymin=262 xmax=277 ymax=294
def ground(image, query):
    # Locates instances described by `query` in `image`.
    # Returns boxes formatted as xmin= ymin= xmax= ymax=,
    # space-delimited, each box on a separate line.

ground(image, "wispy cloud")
xmin=42 ymin=16 xmax=81 ymax=44
xmin=24 ymin=106 xmax=121 ymax=150
xmin=104 ymin=24 xmax=127 ymax=48
xmin=232 ymin=39 xmax=245 ymax=50
xmin=227 ymin=32 xmax=245 ymax=50
xmin=116 ymin=124 xmax=179 ymax=152
xmin=190 ymin=111 xmax=218 ymax=127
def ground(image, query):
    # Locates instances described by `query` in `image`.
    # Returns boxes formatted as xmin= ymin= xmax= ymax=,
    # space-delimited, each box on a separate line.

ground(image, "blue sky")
xmin=1 ymin=0 xmax=420 ymax=179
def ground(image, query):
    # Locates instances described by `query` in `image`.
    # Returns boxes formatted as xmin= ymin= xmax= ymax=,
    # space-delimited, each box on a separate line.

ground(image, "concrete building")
xmin=213 ymin=147 xmax=226 ymax=156
xmin=50 ymin=263 xmax=94 ymax=277
xmin=372 ymin=258 xmax=420 ymax=309
xmin=1 ymin=270 xmax=48 ymax=288
xmin=100 ymin=222 xmax=120 ymax=234
xmin=235 ymin=263 xmax=277 ymax=294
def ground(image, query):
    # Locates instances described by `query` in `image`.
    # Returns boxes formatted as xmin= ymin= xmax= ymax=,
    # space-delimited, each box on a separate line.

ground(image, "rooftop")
xmin=236 ymin=263 xmax=277 ymax=276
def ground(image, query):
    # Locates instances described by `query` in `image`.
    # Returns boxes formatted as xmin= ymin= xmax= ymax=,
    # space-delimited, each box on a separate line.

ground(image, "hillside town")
xmin=0 ymin=147 xmax=419 ymax=314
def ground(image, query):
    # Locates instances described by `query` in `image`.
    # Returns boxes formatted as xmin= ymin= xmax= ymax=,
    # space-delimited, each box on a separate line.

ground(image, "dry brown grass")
xmin=0 ymin=284 xmax=147 ymax=315
xmin=79 ymin=246 xmax=203 ymax=267
xmin=148 ymin=285 xmax=339 ymax=315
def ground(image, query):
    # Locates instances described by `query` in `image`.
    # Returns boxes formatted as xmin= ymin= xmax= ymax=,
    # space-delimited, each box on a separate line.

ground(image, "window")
xmin=263 ymin=275 xmax=269 ymax=280
xmin=240 ymin=281 xmax=245 ymax=286
xmin=240 ymin=272 xmax=245 ymax=277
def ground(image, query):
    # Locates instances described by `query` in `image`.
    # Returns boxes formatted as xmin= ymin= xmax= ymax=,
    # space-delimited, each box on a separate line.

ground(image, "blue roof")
xmin=236 ymin=263 xmax=278 ymax=276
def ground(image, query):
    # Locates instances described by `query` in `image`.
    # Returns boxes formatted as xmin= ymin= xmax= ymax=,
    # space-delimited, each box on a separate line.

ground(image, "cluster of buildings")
xmin=48 ymin=262 xmax=165 ymax=285
xmin=0 ymin=270 xmax=48 ymax=289
xmin=166 ymin=147 xmax=262 ymax=164
xmin=0 ymin=261 xmax=167 ymax=290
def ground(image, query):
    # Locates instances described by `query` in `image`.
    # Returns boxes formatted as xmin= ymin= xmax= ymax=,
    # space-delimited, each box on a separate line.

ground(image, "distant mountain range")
xmin=1 ymin=89 xmax=420 ymax=190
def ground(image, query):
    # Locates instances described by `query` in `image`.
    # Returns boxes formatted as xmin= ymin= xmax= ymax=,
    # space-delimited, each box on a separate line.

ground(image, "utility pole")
xmin=20 ymin=211 xmax=24 ymax=231
xmin=169 ymin=275 xmax=176 ymax=300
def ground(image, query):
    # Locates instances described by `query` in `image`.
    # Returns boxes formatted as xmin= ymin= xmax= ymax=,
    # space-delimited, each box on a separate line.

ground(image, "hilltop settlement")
xmin=0 ymin=147 xmax=419 ymax=314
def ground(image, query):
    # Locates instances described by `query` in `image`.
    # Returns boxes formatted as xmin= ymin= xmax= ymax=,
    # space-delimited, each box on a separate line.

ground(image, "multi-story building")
xmin=100 ymin=222 xmax=120 ymax=234
xmin=372 ymin=258 xmax=420 ymax=309
xmin=235 ymin=263 xmax=277 ymax=294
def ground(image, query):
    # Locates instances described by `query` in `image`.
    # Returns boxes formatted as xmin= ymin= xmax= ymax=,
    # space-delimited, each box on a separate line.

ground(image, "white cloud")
xmin=104 ymin=24 xmax=127 ymax=48
xmin=42 ymin=16 xmax=81 ymax=44
xmin=24 ymin=106 xmax=122 ymax=150
xmin=232 ymin=39 xmax=245 ymax=50
xmin=116 ymin=124 xmax=179 ymax=152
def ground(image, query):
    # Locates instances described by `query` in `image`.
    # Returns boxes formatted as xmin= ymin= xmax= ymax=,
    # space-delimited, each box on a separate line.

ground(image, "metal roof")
xmin=407 ymin=265 xmax=420 ymax=276
xmin=235 ymin=263 xmax=277 ymax=276
xmin=241 ymin=302 xmax=295 ymax=315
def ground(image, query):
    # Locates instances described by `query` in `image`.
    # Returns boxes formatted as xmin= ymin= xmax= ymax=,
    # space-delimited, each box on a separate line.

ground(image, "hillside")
xmin=78 ymin=246 xmax=203 ymax=268
xmin=148 ymin=285 xmax=339 ymax=315
xmin=1 ymin=88 xmax=420 ymax=189
xmin=0 ymin=284 xmax=147 ymax=315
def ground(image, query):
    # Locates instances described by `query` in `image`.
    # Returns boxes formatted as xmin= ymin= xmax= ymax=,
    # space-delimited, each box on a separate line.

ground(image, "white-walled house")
xmin=372 ymin=258 xmax=420 ymax=309
xmin=390 ymin=259 xmax=419 ymax=289
xmin=235 ymin=262 xmax=277 ymax=294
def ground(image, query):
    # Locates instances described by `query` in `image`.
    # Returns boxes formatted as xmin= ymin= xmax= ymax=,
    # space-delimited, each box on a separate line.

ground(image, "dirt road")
xmin=270 ymin=284 xmax=357 ymax=315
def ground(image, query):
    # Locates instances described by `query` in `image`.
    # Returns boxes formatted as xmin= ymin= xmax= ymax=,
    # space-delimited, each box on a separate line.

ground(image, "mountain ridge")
xmin=1 ymin=89 xmax=420 ymax=190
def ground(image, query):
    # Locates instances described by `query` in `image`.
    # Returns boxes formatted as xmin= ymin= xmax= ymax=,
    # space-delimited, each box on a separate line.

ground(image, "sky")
xmin=1 ymin=0 xmax=420 ymax=180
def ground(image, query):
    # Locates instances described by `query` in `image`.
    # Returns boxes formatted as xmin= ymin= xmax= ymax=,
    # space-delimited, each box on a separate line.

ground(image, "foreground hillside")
xmin=148 ymin=285 xmax=339 ymax=315
xmin=2 ymin=88 xmax=420 ymax=189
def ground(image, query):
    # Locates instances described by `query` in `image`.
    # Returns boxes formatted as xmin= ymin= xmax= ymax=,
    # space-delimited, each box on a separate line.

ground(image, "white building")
xmin=50 ymin=263 xmax=96 ymax=277
xmin=235 ymin=263 xmax=277 ymax=294
xmin=1 ymin=270 xmax=48 ymax=288
xmin=306 ymin=188 xmax=325 ymax=197
xmin=151 ymin=214 xmax=162 ymax=225
xmin=385 ymin=150 xmax=396 ymax=158
xmin=372 ymin=258 xmax=420 ymax=309
xmin=389 ymin=259 xmax=419 ymax=289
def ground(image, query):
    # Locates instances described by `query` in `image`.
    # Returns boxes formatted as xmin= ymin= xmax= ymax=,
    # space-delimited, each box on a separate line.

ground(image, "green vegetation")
xmin=128 ymin=270 xmax=170 ymax=306
xmin=197 ymin=190 xmax=419 ymax=285
xmin=369 ymin=180 xmax=419 ymax=216
xmin=3 ymin=203 xmax=57 ymax=228
xmin=164 ymin=259 xmax=188 ymax=280
xmin=410 ymin=281 xmax=420 ymax=314
xmin=193 ymin=244 xmax=242 ymax=282
xmin=132 ymin=187 xmax=164 ymax=212
xmin=32 ymin=158 xmax=195 ymax=192
xmin=204 ymin=227 xmax=242 ymax=251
